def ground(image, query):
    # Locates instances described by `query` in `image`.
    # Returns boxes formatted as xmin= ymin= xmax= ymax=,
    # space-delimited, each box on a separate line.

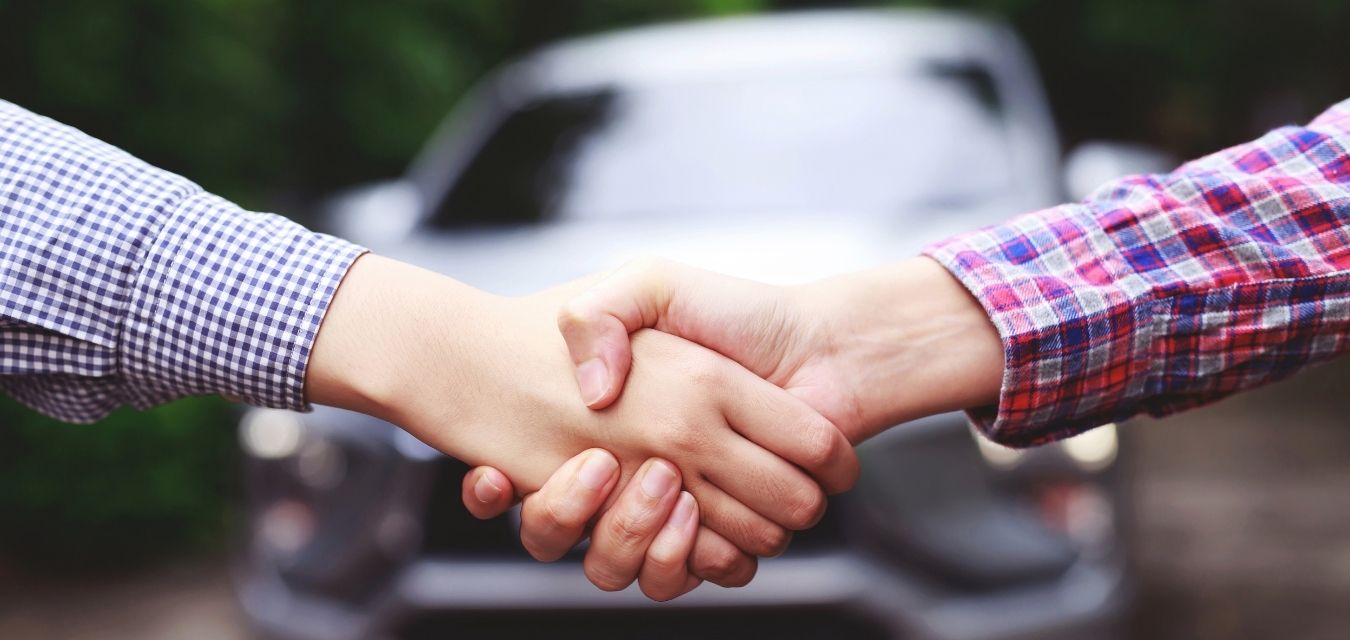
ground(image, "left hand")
xmin=463 ymin=449 xmax=744 ymax=601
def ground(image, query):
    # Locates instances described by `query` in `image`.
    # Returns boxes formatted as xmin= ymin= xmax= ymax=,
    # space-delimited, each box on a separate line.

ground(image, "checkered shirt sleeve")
xmin=925 ymin=98 xmax=1350 ymax=447
xmin=0 ymin=99 xmax=367 ymax=423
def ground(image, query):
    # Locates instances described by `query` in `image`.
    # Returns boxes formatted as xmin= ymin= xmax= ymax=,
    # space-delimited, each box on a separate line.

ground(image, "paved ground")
xmin=1127 ymin=357 xmax=1350 ymax=640
xmin=1 ymin=359 xmax=1347 ymax=639
xmin=0 ymin=560 xmax=246 ymax=640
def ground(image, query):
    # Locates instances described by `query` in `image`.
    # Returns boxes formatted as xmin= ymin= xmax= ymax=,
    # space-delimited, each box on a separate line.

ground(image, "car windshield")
xmin=429 ymin=65 xmax=1013 ymax=228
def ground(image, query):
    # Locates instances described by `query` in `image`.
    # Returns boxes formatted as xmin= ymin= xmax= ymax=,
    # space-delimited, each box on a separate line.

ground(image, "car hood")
xmin=365 ymin=210 xmax=999 ymax=296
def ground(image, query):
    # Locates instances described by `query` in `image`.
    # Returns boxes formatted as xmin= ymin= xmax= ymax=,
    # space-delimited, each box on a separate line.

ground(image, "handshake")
xmin=306 ymin=253 xmax=1005 ymax=602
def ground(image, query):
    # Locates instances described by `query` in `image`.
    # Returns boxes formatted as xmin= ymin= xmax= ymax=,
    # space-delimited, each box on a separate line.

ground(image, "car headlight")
xmin=972 ymin=422 xmax=1119 ymax=474
xmin=1061 ymin=423 xmax=1118 ymax=472
xmin=238 ymin=409 xmax=430 ymax=600
xmin=240 ymin=409 xmax=305 ymax=460
xmin=972 ymin=430 xmax=1024 ymax=470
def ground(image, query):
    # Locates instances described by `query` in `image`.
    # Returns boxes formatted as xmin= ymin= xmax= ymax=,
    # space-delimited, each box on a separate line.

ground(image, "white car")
xmin=236 ymin=9 xmax=1168 ymax=639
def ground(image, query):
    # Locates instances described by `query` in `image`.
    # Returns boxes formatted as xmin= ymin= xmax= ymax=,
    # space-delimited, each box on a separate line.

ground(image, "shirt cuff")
xmin=119 ymin=191 xmax=366 ymax=412
xmin=922 ymin=203 xmax=1156 ymax=448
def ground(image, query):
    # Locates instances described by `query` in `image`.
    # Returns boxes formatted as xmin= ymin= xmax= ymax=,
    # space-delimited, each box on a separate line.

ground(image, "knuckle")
xmin=604 ymin=510 xmax=653 ymax=551
xmin=683 ymin=354 xmax=725 ymax=390
xmin=799 ymin=421 xmax=841 ymax=471
xmin=519 ymin=532 xmax=562 ymax=563
xmin=785 ymin=486 xmax=828 ymax=531
xmin=537 ymin=497 xmax=585 ymax=534
xmin=659 ymin=420 xmax=706 ymax=455
xmin=519 ymin=509 xmax=568 ymax=561
xmin=644 ymin=545 xmax=686 ymax=576
xmin=694 ymin=546 xmax=741 ymax=581
xmin=585 ymin=561 xmax=635 ymax=592
xmin=521 ymin=538 xmax=560 ymax=563
xmin=696 ymin=549 xmax=755 ymax=587
xmin=752 ymin=523 xmax=793 ymax=557
xmin=556 ymin=300 xmax=588 ymax=334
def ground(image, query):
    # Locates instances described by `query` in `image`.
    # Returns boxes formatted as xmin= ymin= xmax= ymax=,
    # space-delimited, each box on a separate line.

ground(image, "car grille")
xmin=418 ymin=458 xmax=852 ymax=560
xmin=397 ymin=607 xmax=891 ymax=640
xmin=420 ymin=458 xmax=534 ymax=558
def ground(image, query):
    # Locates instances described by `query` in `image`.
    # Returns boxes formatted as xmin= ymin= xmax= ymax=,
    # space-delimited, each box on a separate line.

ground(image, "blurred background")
xmin=1 ymin=1 xmax=1348 ymax=639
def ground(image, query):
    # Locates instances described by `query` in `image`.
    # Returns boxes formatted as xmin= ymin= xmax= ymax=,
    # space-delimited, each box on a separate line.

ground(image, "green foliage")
xmin=4 ymin=0 xmax=1347 ymax=208
xmin=891 ymin=0 xmax=1350 ymax=157
xmin=0 ymin=396 xmax=238 ymax=572
xmin=0 ymin=0 xmax=759 ymax=211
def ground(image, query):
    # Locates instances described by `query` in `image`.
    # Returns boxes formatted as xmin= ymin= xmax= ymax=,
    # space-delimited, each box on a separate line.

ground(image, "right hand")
xmin=308 ymin=255 xmax=858 ymax=558
xmin=557 ymin=256 xmax=1004 ymax=443
xmin=461 ymin=256 xmax=1004 ymax=598
xmin=465 ymin=451 xmax=716 ymax=601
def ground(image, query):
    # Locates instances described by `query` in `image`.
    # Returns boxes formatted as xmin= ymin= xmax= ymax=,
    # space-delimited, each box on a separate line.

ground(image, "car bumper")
xmin=239 ymin=550 xmax=1128 ymax=640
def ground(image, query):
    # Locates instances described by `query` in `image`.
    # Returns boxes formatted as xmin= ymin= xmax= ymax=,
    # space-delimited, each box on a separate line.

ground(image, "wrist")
xmin=804 ymin=257 xmax=1003 ymax=439
xmin=305 ymin=254 xmax=504 ymax=435
xmin=310 ymin=259 xmax=598 ymax=484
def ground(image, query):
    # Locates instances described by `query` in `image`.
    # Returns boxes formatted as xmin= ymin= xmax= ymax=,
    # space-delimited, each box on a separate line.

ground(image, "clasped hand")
xmin=454 ymin=257 xmax=1002 ymax=601
xmin=310 ymin=255 xmax=1000 ymax=603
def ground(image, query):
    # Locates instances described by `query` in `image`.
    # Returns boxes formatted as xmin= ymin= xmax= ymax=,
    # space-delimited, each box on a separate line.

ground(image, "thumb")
xmin=461 ymin=466 xmax=517 ymax=520
xmin=558 ymin=259 xmax=681 ymax=409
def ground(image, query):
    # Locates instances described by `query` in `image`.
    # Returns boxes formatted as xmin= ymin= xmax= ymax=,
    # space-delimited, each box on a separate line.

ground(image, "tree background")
xmin=1 ymin=0 xmax=1346 ymax=570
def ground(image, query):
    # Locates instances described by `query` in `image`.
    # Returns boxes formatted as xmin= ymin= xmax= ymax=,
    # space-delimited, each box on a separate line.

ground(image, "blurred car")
xmin=234 ymin=9 xmax=1171 ymax=640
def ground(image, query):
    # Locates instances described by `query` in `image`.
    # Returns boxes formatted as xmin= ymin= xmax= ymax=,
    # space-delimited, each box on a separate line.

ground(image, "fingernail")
xmin=473 ymin=471 xmax=502 ymax=504
xmin=668 ymin=491 xmax=696 ymax=528
xmin=576 ymin=358 xmax=609 ymax=406
xmin=577 ymin=451 xmax=618 ymax=490
xmin=640 ymin=461 xmax=677 ymax=498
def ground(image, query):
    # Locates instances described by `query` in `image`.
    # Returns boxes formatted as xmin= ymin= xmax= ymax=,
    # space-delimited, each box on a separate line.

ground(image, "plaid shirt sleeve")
xmin=0 ymin=99 xmax=367 ymax=423
xmin=924 ymin=98 xmax=1350 ymax=448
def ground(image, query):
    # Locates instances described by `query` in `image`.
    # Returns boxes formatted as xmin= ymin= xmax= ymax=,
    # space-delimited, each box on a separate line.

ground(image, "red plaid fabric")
xmin=925 ymin=98 xmax=1350 ymax=447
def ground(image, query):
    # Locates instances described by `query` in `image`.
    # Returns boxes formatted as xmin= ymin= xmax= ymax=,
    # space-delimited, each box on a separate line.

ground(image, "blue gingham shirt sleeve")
xmin=0 ymin=99 xmax=367 ymax=423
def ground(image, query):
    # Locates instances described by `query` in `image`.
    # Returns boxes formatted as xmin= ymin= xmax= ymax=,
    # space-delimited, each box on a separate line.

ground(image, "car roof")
xmin=507 ymin=9 xmax=1014 ymax=95
xmin=405 ymin=8 xmax=1062 ymax=223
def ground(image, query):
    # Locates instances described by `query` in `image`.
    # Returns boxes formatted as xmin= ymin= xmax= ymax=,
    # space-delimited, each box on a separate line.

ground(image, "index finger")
xmin=519 ymin=449 xmax=621 ymax=562
xmin=721 ymin=371 xmax=860 ymax=495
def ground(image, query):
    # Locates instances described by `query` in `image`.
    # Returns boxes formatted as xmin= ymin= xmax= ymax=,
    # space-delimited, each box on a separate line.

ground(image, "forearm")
xmin=795 ymin=98 xmax=1350 ymax=448
xmin=305 ymin=254 xmax=492 ymax=423
xmin=305 ymin=256 xmax=602 ymax=478
xmin=798 ymin=257 xmax=1003 ymax=441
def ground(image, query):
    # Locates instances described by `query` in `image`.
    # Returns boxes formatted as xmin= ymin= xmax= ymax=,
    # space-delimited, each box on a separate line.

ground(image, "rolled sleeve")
xmin=924 ymin=204 xmax=1156 ymax=447
xmin=924 ymin=98 xmax=1350 ymax=447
